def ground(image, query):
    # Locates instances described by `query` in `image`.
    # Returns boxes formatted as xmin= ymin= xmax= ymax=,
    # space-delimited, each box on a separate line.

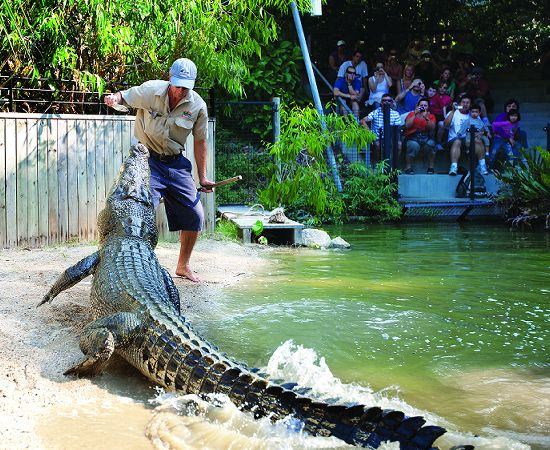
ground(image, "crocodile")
xmin=39 ymin=143 xmax=471 ymax=450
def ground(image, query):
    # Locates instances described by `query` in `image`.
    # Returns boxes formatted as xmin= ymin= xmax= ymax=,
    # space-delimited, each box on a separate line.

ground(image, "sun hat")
xmin=337 ymin=40 xmax=346 ymax=46
xmin=169 ymin=58 xmax=197 ymax=89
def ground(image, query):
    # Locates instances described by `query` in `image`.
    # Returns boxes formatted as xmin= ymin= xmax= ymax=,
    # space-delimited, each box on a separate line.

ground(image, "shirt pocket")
xmin=175 ymin=117 xmax=194 ymax=130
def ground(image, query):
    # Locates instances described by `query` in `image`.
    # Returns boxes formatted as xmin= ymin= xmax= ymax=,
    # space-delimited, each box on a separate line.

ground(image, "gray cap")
xmin=169 ymin=58 xmax=197 ymax=89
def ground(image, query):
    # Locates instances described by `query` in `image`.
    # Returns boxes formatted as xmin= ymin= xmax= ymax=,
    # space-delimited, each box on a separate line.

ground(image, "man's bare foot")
xmin=175 ymin=265 xmax=200 ymax=282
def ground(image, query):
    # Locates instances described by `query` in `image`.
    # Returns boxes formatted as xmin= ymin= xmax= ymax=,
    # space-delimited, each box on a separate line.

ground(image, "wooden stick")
xmin=210 ymin=175 xmax=242 ymax=189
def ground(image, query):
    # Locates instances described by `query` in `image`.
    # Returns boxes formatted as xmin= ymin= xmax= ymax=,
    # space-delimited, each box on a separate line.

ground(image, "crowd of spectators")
xmin=329 ymin=37 xmax=528 ymax=175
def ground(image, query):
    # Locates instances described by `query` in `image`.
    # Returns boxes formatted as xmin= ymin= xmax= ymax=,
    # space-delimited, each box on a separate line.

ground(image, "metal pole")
xmin=469 ymin=125 xmax=476 ymax=201
xmin=391 ymin=125 xmax=399 ymax=172
xmin=290 ymin=2 xmax=342 ymax=192
xmin=272 ymin=97 xmax=281 ymax=144
xmin=382 ymin=103 xmax=391 ymax=165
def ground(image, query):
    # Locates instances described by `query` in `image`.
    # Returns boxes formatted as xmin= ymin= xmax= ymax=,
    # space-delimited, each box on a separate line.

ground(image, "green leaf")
xmin=251 ymin=219 xmax=264 ymax=236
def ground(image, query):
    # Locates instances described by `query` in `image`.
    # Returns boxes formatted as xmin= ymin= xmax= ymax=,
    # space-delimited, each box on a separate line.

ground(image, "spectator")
xmin=366 ymin=62 xmax=392 ymax=109
xmin=402 ymin=38 xmax=424 ymax=64
xmin=432 ymin=43 xmax=454 ymax=71
xmin=490 ymin=110 xmax=524 ymax=168
xmin=385 ymin=49 xmax=403 ymax=95
xmin=458 ymin=66 xmax=493 ymax=115
xmin=428 ymin=83 xmax=452 ymax=120
xmin=458 ymin=103 xmax=491 ymax=156
xmin=428 ymin=82 xmax=453 ymax=149
xmin=415 ymin=50 xmax=438 ymax=84
xmin=360 ymin=93 xmax=402 ymax=163
xmin=433 ymin=67 xmax=457 ymax=100
xmin=494 ymin=99 xmax=528 ymax=148
xmin=328 ymin=40 xmax=349 ymax=84
xmin=396 ymin=64 xmax=416 ymax=96
xmin=402 ymin=97 xmax=437 ymax=174
xmin=333 ymin=65 xmax=363 ymax=118
xmin=444 ymin=95 xmax=488 ymax=175
xmin=454 ymin=54 xmax=475 ymax=95
xmin=395 ymin=78 xmax=425 ymax=114
xmin=337 ymin=50 xmax=369 ymax=93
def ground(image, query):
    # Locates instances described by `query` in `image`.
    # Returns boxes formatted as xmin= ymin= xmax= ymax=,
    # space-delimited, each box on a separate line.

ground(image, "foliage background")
xmin=303 ymin=0 xmax=550 ymax=70
xmin=0 ymin=0 xmax=313 ymax=94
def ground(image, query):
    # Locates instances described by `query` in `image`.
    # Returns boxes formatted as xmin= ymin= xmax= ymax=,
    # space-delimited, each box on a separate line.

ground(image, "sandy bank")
xmin=0 ymin=238 xmax=268 ymax=449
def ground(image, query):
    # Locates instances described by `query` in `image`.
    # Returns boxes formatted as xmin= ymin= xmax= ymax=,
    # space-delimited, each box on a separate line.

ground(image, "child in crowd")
xmin=490 ymin=110 xmax=523 ymax=167
xmin=428 ymin=83 xmax=452 ymax=150
xmin=459 ymin=103 xmax=491 ymax=155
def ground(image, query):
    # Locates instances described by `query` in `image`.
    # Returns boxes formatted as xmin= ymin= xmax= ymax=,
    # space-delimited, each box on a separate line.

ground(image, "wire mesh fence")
xmin=213 ymin=101 xmax=276 ymax=207
xmin=0 ymin=75 xmax=212 ymax=115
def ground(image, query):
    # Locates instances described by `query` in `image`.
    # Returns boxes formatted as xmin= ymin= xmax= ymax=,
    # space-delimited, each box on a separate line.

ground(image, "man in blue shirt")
xmin=333 ymin=66 xmax=364 ymax=118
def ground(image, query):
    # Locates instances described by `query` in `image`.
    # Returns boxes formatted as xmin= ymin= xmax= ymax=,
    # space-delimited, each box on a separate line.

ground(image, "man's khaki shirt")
xmin=121 ymin=80 xmax=208 ymax=156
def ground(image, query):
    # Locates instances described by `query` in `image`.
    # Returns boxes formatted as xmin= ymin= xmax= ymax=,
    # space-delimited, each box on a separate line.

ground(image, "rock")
xmin=329 ymin=236 xmax=351 ymax=249
xmin=301 ymin=228 xmax=332 ymax=249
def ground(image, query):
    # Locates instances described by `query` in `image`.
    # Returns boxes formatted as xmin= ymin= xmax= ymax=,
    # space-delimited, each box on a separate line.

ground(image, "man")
xmin=337 ymin=50 xmax=369 ymax=94
xmin=395 ymin=78 xmax=425 ymax=116
xmin=333 ymin=65 xmax=363 ymax=118
xmin=444 ymin=94 xmax=488 ymax=176
xmin=402 ymin=97 xmax=436 ymax=174
xmin=328 ymin=40 xmax=348 ymax=84
xmin=104 ymin=58 xmax=215 ymax=282
xmin=360 ymin=93 xmax=402 ymax=163
xmin=414 ymin=50 xmax=438 ymax=84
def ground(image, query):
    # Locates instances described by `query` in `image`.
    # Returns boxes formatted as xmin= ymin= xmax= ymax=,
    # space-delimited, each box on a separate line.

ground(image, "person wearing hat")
xmin=328 ymin=40 xmax=349 ymax=84
xmin=414 ymin=50 xmax=438 ymax=84
xmin=104 ymin=58 xmax=215 ymax=282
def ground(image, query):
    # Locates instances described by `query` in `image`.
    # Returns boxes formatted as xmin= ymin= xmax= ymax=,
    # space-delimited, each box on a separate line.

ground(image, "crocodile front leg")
xmin=38 ymin=251 xmax=100 ymax=306
xmin=65 ymin=311 xmax=141 ymax=376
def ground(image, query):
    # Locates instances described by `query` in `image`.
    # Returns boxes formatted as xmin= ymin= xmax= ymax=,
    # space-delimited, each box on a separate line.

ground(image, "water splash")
xmin=145 ymin=341 xmax=532 ymax=450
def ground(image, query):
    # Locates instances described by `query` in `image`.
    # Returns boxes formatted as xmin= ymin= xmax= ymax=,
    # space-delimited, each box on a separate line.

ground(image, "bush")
xmin=494 ymin=147 xmax=550 ymax=225
xmin=341 ymin=161 xmax=403 ymax=222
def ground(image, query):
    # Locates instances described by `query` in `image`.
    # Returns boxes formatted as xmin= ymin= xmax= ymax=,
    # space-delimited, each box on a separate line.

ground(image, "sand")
xmin=0 ymin=238 xmax=268 ymax=449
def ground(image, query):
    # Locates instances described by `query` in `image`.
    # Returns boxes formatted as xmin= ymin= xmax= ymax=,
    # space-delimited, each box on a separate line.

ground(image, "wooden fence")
xmin=0 ymin=113 xmax=215 ymax=248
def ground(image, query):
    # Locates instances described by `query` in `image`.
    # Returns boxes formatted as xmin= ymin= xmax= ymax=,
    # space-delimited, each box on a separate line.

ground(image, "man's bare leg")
xmin=175 ymin=230 xmax=200 ymax=282
xmin=450 ymin=139 xmax=462 ymax=163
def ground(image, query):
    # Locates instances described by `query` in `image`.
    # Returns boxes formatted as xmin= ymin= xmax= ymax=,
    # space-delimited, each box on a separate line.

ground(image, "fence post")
xmin=272 ymin=97 xmax=280 ymax=144
xmin=209 ymin=88 xmax=216 ymax=118
xmin=8 ymin=76 xmax=14 ymax=112
xmin=469 ymin=125 xmax=476 ymax=200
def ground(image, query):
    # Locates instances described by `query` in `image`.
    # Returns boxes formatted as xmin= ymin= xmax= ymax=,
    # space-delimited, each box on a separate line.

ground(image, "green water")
xmin=198 ymin=223 xmax=549 ymax=447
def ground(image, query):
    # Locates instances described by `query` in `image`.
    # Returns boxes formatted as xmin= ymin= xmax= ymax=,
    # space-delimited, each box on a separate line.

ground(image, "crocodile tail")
xmin=190 ymin=360 xmax=447 ymax=449
xmin=139 ymin=327 xmax=447 ymax=449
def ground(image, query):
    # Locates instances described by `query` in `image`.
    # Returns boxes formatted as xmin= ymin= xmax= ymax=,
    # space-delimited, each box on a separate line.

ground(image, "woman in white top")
xmin=367 ymin=62 xmax=392 ymax=109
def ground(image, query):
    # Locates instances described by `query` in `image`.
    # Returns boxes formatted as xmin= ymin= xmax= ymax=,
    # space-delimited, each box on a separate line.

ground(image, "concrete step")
xmin=487 ymin=68 xmax=542 ymax=82
xmin=491 ymin=90 xmax=550 ymax=104
xmin=490 ymin=79 xmax=550 ymax=90
xmin=398 ymin=173 xmax=501 ymax=199
xmin=521 ymin=102 xmax=550 ymax=112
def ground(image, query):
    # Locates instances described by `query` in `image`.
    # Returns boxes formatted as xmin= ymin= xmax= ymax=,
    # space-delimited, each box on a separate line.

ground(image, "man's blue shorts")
xmin=148 ymin=154 xmax=204 ymax=232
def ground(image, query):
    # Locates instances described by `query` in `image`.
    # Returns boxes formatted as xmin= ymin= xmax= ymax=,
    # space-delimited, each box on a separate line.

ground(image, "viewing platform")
xmin=398 ymin=173 xmax=504 ymax=220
